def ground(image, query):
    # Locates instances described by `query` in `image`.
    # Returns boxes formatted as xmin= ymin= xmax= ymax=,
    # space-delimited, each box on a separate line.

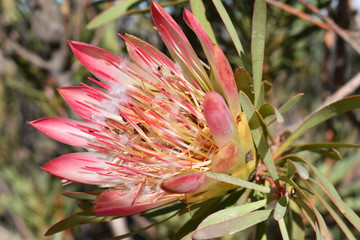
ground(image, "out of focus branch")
xmin=2 ymin=35 xmax=49 ymax=69
xmin=298 ymin=0 xmax=360 ymax=55
xmin=266 ymin=0 xmax=360 ymax=55
xmin=265 ymin=0 xmax=332 ymax=30
xmin=318 ymin=71 xmax=360 ymax=110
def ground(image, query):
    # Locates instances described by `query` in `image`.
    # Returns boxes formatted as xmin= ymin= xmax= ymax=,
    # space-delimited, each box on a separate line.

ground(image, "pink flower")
xmin=30 ymin=2 xmax=255 ymax=217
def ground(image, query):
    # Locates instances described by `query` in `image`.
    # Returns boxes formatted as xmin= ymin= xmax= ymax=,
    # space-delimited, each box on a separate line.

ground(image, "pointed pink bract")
xmin=29 ymin=117 xmax=93 ymax=147
xmin=41 ymin=152 xmax=113 ymax=185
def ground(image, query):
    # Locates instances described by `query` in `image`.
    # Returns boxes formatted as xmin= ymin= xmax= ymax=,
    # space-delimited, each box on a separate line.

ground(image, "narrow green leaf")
xmin=306 ymin=180 xmax=357 ymax=240
xmin=274 ymin=95 xmax=360 ymax=158
xmin=62 ymin=192 xmax=99 ymax=200
xmin=189 ymin=0 xmax=217 ymax=44
xmin=284 ymin=142 xmax=360 ymax=156
xmin=259 ymin=103 xmax=284 ymax=123
xmin=192 ymin=210 xmax=272 ymax=239
xmin=45 ymin=211 xmax=113 ymax=236
xmin=206 ymin=172 xmax=271 ymax=193
xmin=315 ymin=223 xmax=324 ymax=240
xmin=311 ymin=165 xmax=360 ymax=231
xmin=87 ymin=0 xmax=140 ymax=29
xmin=251 ymin=0 xmax=267 ymax=108
xmin=196 ymin=199 xmax=267 ymax=230
xmin=141 ymin=202 xmax=185 ymax=218
xmin=274 ymin=195 xmax=289 ymax=220
xmin=212 ymin=0 xmax=245 ymax=66
xmin=292 ymin=198 xmax=317 ymax=232
xmin=173 ymin=191 xmax=244 ymax=239
xmin=288 ymin=161 xmax=309 ymax=179
xmin=278 ymin=218 xmax=290 ymax=240
xmin=267 ymin=93 xmax=304 ymax=125
xmin=105 ymin=212 xmax=178 ymax=240
xmin=288 ymin=155 xmax=360 ymax=231
xmin=239 ymin=91 xmax=279 ymax=181
xmin=313 ymin=207 xmax=329 ymax=239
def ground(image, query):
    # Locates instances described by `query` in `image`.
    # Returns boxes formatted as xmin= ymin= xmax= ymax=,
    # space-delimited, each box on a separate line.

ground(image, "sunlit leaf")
xmin=288 ymin=160 xmax=309 ymax=179
xmin=189 ymin=0 xmax=217 ymax=44
xmin=287 ymin=155 xmax=360 ymax=231
xmin=278 ymin=218 xmax=290 ymax=240
xmin=196 ymin=199 xmax=267 ymax=230
xmin=259 ymin=103 xmax=284 ymax=123
xmin=274 ymin=195 xmax=289 ymax=220
xmin=174 ymin=191 xmax=244 ymax=239
xmin=313 ymin=207 xmax=329 ymax=239
xmin=274 ymin=95 xmax=360 ymax=158
xmin=239 ymin=91 xmax=279 ymax=181
xmin=206 ymin=172 xmax=271 ymax=193
xmin=267 ymin=93 xmax=304 ymax=125
xmin=306 ymin=180 xmax=357 ymax=240
xmin=212 ymin=0 xmax=245 ymax=67
xmin=87 ymin=0 xmax=140 ymax=29
xmin=192 ymin=210 xmax=272 ymax=239
xmin=251 ymin=0 xmax=267 ymax=108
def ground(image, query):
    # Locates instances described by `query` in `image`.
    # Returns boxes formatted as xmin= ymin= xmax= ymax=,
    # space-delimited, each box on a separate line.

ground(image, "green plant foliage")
xmin=87 ymin=0 xmax=141 ymax=29
xmin=3 ymin=0 xmax=360 ymax=239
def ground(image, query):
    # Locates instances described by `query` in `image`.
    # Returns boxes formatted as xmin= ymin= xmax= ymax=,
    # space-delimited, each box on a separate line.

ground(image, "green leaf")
xmin=289 ymin=202 xmax=306 ymax=240
xmin=196 ymin=199 xmax=267 ymax=230
xmin=251 ymin=0 xmax=267 ymax=108
xmin=267 ymin=93 xmax=304 ymax=125
xmin=141 ymin=202 xmax=185 ymax=218
xmin=274 ymin=95 xmax=360 ymax=158
xmin=315 ymin=223 xmax=324 ymax=240
xmin=313 ymin=207 xmax=329 ymax=239
xmin=311 ymin=166 xmax=360 ymax=232
xmin=192 ymin=210 xmax=272 ymax=239
xmin=306 ymin=180 xmax=357 ymax=240
xmin=288 ymin=161 xmax=309 ymax=179
xmin=189 ymin=0 xmax=217 ymax=44
xmin=285 ymin=142 xmax=360 ymax=155
xmin=206 ymin=172 xmax=271 ymax=193
xmin=239 ymin=91 xmax=279 ymax=181
xmin=87 ymin=0 xmax=140 ymax=29
xmin=274 ymin=195 xmax=289 ymax=220
xmin=212 ymin=0 xmax=245 ymax=67
xmin=235 ymin=68 xmax=254 ymax=102
xmin=45 ymin=211 xmax=113 ymax=236
xmin=287 ymin=155 xmax=360 ymax=231
xmin=259 ymin=103 xmax=284 ymax=123
xmin=106 ymin=212 xmax=178 ymax=240
xmin=62 ymin=192 xmax=99 ymax=200
xmin=173 ymin=190 xmax=244 ymax=240
xmin=292 ymin=198 xmax=317 ymax=232
xmin=278 ymin=218 xmax=290 ymax=240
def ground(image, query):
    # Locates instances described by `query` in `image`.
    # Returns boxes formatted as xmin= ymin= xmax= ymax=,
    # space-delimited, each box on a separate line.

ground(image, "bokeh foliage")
xmin=0 ymin=0 xmax=359 ymax=239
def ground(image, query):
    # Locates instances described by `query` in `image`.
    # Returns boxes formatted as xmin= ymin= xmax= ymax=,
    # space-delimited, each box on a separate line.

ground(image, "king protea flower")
xmin=30 ymin=2 xmax=256 ymax=217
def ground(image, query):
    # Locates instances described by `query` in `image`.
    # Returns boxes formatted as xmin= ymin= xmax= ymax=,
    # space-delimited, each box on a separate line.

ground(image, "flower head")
xmin=30 ymin=2 xmax=256 ymax=217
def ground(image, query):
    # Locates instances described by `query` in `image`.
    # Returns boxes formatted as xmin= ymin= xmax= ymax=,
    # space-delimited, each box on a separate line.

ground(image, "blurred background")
xmin=0 ymin=0 xmax=359 ymax=239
